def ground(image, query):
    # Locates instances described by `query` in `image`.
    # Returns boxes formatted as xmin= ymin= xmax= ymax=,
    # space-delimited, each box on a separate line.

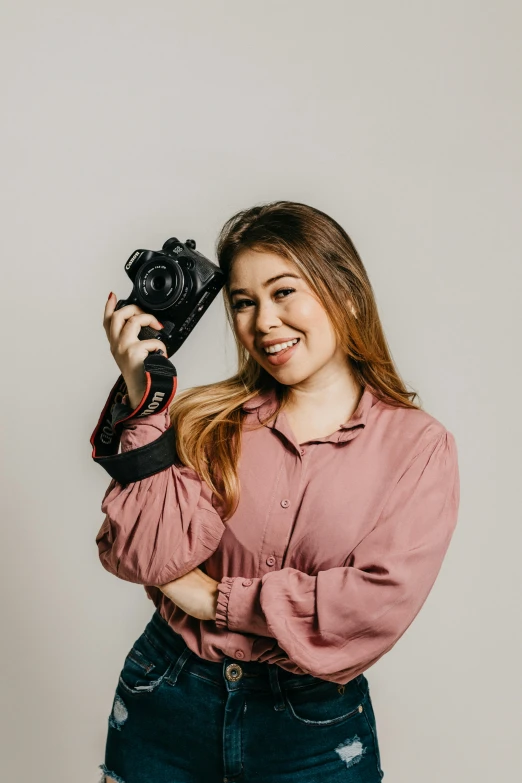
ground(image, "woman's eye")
xmin=231 ymin=288 xmax=295 ymax=311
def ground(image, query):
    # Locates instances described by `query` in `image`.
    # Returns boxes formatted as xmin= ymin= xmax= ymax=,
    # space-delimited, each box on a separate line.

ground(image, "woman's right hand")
xmin=103 ymin=292 xmax=168 ymax=409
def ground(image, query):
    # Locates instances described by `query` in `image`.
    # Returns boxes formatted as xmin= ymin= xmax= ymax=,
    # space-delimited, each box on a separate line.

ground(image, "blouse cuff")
xmin=215 ymin=576 xmax=235 ymax=628
xmin=215 ymin=576 xmax=271 ymax=637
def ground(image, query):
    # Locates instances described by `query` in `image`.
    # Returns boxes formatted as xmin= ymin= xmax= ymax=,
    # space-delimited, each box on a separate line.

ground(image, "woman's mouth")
xmin=262 ymin=338 xmax=300 ymax=366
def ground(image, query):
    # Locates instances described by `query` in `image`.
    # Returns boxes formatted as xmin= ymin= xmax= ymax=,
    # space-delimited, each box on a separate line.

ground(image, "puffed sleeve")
xmin=95 ymin=401 xmax=226 ymax=586
xmin=215 ymin=430 xmax=460 ymax=680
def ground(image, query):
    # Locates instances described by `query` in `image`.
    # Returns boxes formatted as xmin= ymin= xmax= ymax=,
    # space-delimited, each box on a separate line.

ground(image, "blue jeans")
xmin=100 ymin=609 xmax=384 ymax=782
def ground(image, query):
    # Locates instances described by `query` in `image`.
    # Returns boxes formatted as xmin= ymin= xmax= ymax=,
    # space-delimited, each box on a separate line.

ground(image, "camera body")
xmin=115 ymin=237 xmax=226 ymax=357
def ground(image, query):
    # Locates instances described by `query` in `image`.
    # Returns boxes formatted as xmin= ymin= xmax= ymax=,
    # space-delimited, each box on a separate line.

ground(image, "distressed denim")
xmin=100 ymin=609 xmax=384 ymax=782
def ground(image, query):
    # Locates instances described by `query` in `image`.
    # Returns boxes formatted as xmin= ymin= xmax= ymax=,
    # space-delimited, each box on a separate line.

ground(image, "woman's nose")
xmin=254 ymin=302 xmax=282 ymax=332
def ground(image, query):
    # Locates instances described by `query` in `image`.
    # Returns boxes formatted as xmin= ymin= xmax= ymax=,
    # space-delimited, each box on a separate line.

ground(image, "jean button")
xmin=235 ymin=650 xmax=245 ymax=659
xmin=281 ymin=499 xmax=290 ymax=508
xmin=225 ymin=663 xmax=243 ymax=681
xmin=266 ymin=556 xmax=275 ymax=566
xmin=242 ymin=579 xmax=253 ymax=586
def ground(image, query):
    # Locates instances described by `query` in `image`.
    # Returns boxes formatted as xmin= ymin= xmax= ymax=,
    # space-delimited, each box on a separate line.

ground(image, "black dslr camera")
xmin=115 ymin=237 xmax=226 ymax=357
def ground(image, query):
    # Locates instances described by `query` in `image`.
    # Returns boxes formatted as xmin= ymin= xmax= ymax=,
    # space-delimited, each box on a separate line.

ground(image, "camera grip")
xmin=138 ymin=324 xmax=163 ymax=341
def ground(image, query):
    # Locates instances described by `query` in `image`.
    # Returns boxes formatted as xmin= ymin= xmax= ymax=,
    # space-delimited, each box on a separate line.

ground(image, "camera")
xmin=115 ymin=237 xmax=226 ymax=357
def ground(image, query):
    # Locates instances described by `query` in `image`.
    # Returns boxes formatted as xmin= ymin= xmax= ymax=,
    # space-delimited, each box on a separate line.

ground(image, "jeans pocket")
xmin=118 ymin=629 xmax=176 ymax=695
xmin=284 ymin=676 xmax=366 ymax=727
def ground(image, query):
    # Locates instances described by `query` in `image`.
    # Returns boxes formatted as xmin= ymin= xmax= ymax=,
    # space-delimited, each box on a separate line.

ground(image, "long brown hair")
xmin=169 ymin=200 xmax=421 ymax=520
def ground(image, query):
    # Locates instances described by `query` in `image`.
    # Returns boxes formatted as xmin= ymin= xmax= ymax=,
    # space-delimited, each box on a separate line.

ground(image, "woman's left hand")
xmin=158 ymin=567 xmax=219 ymax=621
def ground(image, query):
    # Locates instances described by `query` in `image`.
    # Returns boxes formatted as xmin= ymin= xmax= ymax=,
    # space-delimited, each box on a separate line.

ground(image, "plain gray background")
xmin=1 ymin=1 xmax=520 ymax=780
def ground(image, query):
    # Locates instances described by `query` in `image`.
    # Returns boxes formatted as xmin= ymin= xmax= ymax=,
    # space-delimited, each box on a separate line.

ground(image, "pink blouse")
xmin=95 ymin=384 xmax=460 ymax=685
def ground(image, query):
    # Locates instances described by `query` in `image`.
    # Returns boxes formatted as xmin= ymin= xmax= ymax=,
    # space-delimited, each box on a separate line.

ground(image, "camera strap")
xmin=90 ymin=351 xmax=178 ymax=485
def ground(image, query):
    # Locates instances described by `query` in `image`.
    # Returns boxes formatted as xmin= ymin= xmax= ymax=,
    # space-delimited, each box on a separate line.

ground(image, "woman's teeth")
xmin=264 ymin=338 xmax=299 ymax=354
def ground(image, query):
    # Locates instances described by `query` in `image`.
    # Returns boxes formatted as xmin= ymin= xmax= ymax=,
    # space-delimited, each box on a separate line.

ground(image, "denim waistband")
xmin=144 ymin=608 xmax=368 ymax=698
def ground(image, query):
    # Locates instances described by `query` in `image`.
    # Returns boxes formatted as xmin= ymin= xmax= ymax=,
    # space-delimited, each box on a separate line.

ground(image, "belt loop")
xmin=268 ymin=664 xmax=286 ymax=712
xmin=166 ymin=646 xmax=193 ymax=686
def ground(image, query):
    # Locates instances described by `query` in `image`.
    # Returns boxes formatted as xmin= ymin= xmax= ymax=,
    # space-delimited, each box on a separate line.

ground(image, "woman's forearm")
xmin=158 ymin=567 xmax=219 ymax=621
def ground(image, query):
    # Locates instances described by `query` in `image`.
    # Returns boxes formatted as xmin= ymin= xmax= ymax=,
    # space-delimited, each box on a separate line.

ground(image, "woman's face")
xmin=228 ymin=248 xmax=349 ymax=386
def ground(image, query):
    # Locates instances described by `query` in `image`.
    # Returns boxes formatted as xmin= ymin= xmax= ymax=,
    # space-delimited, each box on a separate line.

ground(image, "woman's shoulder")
xmin=371 ymin=392 xmax=455 ymax=461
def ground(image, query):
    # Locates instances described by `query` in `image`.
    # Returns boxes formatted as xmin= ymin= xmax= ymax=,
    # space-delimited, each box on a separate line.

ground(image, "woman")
xmin=97 ymin=200 xmax=460 ymax=782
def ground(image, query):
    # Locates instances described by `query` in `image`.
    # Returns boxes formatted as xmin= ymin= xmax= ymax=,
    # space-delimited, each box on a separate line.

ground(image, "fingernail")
xmin=158 ymin=321 xmax=164 ymax=328
xmin=107 ymin=291 xmax=114 ymax=301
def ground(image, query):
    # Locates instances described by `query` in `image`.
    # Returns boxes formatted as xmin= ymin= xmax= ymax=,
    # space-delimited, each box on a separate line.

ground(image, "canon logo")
xmin=125 ymin=251 xmax=141 ymax=270
xmin=100 ymin=420 xmax=114 ymax=445
xmin=139 ymin=391 xmax=166 ymax=416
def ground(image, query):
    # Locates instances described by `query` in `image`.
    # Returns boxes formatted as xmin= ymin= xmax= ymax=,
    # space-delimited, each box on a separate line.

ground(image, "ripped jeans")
xmin=100 ymin=608 xmax=384 ymax=782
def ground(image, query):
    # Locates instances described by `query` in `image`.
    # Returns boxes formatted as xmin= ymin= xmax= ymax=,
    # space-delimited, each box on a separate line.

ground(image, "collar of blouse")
xmin=240 ymin=384 xmax=378 ymax=445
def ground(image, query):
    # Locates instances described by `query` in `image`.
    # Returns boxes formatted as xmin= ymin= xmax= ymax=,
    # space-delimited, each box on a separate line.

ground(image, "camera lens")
xmin=151 ymin=275 xmax=166 ymax=291
xmin=136 ymin=258 xmax=184 ymax=307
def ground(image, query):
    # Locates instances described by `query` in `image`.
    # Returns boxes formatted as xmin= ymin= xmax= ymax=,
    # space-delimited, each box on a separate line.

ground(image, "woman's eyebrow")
xmin=229 ymin=273 xmax=301 ymax=297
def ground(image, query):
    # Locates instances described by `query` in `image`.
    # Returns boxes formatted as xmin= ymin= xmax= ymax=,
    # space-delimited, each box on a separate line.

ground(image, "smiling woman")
xmin=228 ymin=247 xmax=357 ymax=378
xmin=96 ymin=200 xmax=459 ymax=783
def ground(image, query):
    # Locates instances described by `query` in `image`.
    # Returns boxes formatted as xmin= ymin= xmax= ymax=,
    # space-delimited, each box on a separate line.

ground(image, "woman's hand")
xmin=103 ymin=292 xmax=168 ymax=408
xmin=158 ymin=567 xmax=219 ymax=622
